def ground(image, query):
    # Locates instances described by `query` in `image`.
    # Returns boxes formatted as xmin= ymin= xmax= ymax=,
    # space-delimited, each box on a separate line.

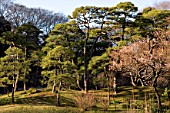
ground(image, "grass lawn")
xmin=0 ymin=86 xmax=169 ymax=113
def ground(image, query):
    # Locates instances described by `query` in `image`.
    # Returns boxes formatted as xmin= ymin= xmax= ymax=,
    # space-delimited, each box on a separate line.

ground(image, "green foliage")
xmin=0 ymin=47 xmax=25 ymax=85
xmin=88 ymin=52 xmax=109 ymax=75
xmin=162 ymin=88 xmax=170 ymax=97
xmin=143 ymin=9 xmax=170 ymax=29
xmin=41 ymin=21 xmax=83 ymax=88
xmin=116 ymin=40 xmax=127 ymax=47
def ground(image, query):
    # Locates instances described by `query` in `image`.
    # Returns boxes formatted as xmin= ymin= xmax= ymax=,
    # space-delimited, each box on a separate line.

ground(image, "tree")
xmin=0 ymin=16 xmax=11 ymax=57
xmin=142 ymin=9 xmax=170 ymax=31
xmin=41 ymin=21 xmax=84 ymax=105
xmin=5 ymin=3 xmax=67 ymax=34
xmin=0 ymin=0 xmax=13 ymax=16
xmin=2 ymin=23 xmax=42 ymax=91
xmin=41 ymin=45 xmax=76 ymax=105
xmin=108 ymin=2 xmax=138 ymax=40
xmin=0 ymin=46 xmax=25 ymax=103
xmin=110 ymin=29 xmax=170 ymax=111
xmin=71 ymin=6 xmax=111 ymax=92
xmin=154 ymin=1 xmax=170 ymax=10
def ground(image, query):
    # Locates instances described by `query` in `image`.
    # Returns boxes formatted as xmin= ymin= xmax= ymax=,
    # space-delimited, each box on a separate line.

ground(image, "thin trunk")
xmin=56 ymin=81 xmax=62 ymax=106
xmin=11 ymin=77 xmax=15 ymax=104
xmin=139 ymin=78 xmax=144 ymax=87
xmin=105 ymin=67 xmax=110 ymax=105
xmin=5 ymin=86 xmax=9 ymax=97
xmin=113 ymin=74 xmax=117 ymax=95
xmin=52 ymin=80 xmax=56 ymax=94
xmin=58 ymin=81 xmax=62 ymax=91
xmin=131 ymin=76 xmax=137 ymax=86
xmin=11 ymin=84 xmax=15 ymax=104
xmin=121 ymin=16 xmax=126 ymax=40
xmin=90 ymin=18 xmax=104 ymax=58
xmin=24 ymin=47 xmax=27 ymax=92
xmin=154 ymin=87 xmax=162 ymax=112
xmin=56 ymin=92 xmax=60 ymax=106
xmin=77 ymin=74 xmax=83 ymax=91
xmin=14 ymin=74 xmax=19 ymax=92
xmin=122 ymin=26 xmax=125 ymax=40
xmin=130 ymin=72 xmax=136 ymax=86
xmin=11 ymin=64 xmax=15 ymax=103
xmin=144 ymin=89 xmax=148 ymax=113
xmin=24 ymin=80 xmax=27 ymax=92
xmin=84 ymin=27 xmax=89 ymax=94
xmin=152 ymin=71 xmax=162 ymax=111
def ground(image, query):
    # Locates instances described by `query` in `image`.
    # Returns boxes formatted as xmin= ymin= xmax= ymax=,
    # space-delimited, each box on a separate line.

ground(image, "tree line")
xmin=0 ymin=0 xmax=170 ymax=110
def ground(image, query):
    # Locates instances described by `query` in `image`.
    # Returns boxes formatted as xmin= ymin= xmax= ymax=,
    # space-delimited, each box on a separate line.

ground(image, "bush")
xmin=74 ymin=93 xmax=96 ymax=111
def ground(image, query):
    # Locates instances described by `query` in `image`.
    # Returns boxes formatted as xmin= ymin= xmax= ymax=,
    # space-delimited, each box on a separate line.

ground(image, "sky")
xmin=14 ymin=0 xmax=163 ymax=16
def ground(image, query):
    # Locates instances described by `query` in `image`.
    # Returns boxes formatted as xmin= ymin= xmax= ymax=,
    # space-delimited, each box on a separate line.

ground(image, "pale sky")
xmin=14 ymin=0 xmax=163 ymax=16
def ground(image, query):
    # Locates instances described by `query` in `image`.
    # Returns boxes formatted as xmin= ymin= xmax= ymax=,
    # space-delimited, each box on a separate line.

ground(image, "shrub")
xmin=74 ymin=93 xmax=96 ymax=111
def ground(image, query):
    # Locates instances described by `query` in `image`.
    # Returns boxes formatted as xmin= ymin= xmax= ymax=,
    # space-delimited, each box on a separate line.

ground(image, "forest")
xmin=0 ymin=0 xmax=170 ymax=113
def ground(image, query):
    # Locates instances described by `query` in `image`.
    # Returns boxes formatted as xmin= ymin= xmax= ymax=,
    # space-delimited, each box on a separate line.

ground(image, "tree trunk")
xmin=130 ymin=72 xmax=136 ymax=86
xmin=105 ymin=67 xmax=110 ymax=105
xmin=14 ymin=74 xmax=19 ymax=92
xmin=84 ymin=28 xmax=89 ymax=93
xmin=52 ymin=80 xmax=56 ymax=94
xmin=121 ymin=16 xmax=126 ymax=40
xmin=131 ymin=76 xmax=137 ymax=86
xmin=113 ymin=74 xmax=117 ymax=95
xmin=144 ymin=89 xmax=148 ymax=113
xmin=24 ymin=80 xmax=27 ymax=92
xmin=121 ymin=25 xmax=125 ymax=40
xmin=154 ymin=87 xmax=162 ymax=112
xmin=11 ymin=66 xmax=15 ymax=104
xmin=11 ymin=83 xmax=15 ymax=104
xmin=56 ymin=81 xmax=62 ymax=106
xmin=56 ymin=92 xmax=60 ymax=106
xmin=5 ymin=86 xmax=9 ymax=97
xmin=77 ymin=74 xmax=83 ymax=91
xmin=139 ymin=78 xmax=144 ymax=87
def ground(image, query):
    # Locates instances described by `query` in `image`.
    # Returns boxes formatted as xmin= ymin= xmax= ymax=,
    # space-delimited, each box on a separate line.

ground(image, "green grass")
xmin=0 ymin=105 xmax=82 ymax=113
xmin=0 ymin=86 xmax=169 ymax=113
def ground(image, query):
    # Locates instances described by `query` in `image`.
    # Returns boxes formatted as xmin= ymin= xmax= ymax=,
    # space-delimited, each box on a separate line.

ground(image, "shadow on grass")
xmin=14 ymin=95 xmax=76 ymax=107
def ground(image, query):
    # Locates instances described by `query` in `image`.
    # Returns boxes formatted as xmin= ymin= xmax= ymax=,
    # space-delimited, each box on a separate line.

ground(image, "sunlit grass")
xmin=0 ymin=86 xmax=169 ymax=113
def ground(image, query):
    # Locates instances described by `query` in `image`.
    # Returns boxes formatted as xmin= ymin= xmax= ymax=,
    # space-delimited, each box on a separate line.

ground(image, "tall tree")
xmin=2 ymin=23 xmax=42 ymax=91
xmin=71 ymin=6 xmax=110 ymax=92
xmin=41 ymin=21 xmax=84 ymax=105
xmin=0 ymin=46 xmax=25 ymax=103
xmin=71 ymin=6 xmax=96 ymax=93
xmin=108 ymin=2 xmax=138 ymax=40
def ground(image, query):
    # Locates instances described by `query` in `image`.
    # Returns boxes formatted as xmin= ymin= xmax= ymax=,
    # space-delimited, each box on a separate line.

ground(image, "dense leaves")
xmin=0 ymin=2 xmax=169 ymax=110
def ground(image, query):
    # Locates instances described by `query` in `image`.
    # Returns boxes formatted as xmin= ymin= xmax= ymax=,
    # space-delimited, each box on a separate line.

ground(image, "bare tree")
xmin=0 ymin=0 xmax=13 ymax=16
xmin=154 ymin=1 xmax=170 ymax=10
xmin=3 ymin=2 xmax=67 ymax=34
xmin=110 ymin=29 xmax=170 ymax=110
